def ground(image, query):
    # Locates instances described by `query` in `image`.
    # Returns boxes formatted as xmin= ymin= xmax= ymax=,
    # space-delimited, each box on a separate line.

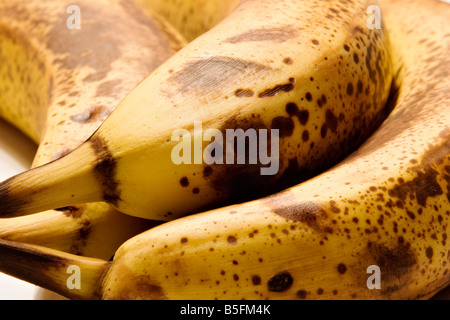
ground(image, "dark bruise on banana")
xmin=0 ymin=0 xmax=179 ymax=257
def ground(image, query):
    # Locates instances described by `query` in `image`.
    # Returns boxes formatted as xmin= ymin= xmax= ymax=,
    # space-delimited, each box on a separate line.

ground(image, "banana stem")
xmin=0 ymin=210 xmax=85 ymax=252
xmin=0 ymin=238 xmax=109 ymax=300
xmin=0 ymin=142 xmax=103 ymax=218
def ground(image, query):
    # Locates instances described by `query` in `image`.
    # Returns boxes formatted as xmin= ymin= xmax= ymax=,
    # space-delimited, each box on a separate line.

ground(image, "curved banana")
xmin=0 ymin=0 xmax=183 ymax=259
xmin=132 ymin=0 xmax=240 ymax=42
xmin=0 ymin=0 xmax=394 ymax=221
xmin=0 ymin=0 xmax=446 ymax=300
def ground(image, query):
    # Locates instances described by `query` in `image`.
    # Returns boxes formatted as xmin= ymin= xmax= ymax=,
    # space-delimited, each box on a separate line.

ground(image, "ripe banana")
xmin=0 ymin=0 xmax=446 ymax=300
xmin=0 ymin=0 xmax=394 ymax=221
xmin=132 ymin=0 xmax=240 ymax=41
xmin=0 ymin=0 xmax=183 ymax=259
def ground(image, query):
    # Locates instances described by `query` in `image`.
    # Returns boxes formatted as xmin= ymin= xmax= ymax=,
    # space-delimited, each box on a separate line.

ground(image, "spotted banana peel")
xmin=0 ymin=0 xmax=394 ymax=222
xmin=0 ymin=0 xmax=186 ymax=259
xmin=0 ymin=0 xmax=447 ymax=300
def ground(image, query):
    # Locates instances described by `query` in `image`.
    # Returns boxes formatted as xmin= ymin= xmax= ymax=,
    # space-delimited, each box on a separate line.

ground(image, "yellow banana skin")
xmin=0 ymin=0 xmax=394 ymax=221
xmin=133 ymin=0 xmax=240 ymax=41
xmin=0 ymin=0 xmax=446 ymax=301
xmin=0 ymin=0 xmax=183 ymax=259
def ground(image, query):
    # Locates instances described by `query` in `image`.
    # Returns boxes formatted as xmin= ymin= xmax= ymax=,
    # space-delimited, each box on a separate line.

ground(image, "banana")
xmin=0 ymin=0 xmax=446 ymax=301
xmin=132 ymin=0 xmax=240 ymax=42
xmin=0 ymin=0 xmax=184 ymax=259
xmin=0 ymin=0 xmax=394 ymax=222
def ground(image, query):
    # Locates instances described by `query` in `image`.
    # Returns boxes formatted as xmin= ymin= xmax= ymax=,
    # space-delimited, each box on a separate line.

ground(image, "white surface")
xmin=0 ymin=118 xmax=41 ymax=300
xmin=0 ymin=117 xmax=449 ymax=300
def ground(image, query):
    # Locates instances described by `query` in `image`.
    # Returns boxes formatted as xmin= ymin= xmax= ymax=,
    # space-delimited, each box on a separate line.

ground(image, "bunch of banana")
xmin=0 ymin=0 xmax=185 ymax=259
xmin=0 ymin=0 xmax=448 ymax=300
xmin=0 ymin=0 xmax=394 ymax=223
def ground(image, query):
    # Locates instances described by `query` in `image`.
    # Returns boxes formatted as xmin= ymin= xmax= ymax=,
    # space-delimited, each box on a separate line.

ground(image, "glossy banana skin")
xmin=0 ymin=0 xmax=394 ymax=221
xmin=0 ymin=0 xmax=183 ymax=259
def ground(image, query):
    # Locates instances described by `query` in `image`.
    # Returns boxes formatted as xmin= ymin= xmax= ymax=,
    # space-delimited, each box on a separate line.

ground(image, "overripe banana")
xmin=0 ymin=0 xmax=184 ymax=259
xmin=0 ymin=0 xmax=446 ymax=300
xmin=132 ymin=0 xmax=240 ymax=41
xmin=0 ymin=0 xmax=394 ymax=221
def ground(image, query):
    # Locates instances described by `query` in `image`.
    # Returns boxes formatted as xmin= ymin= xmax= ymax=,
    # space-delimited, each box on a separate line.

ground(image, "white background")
xmin=0 ymin=118 xmax=40 ymax=299
xmin=0 ymin=117 xmax=448 ymax=300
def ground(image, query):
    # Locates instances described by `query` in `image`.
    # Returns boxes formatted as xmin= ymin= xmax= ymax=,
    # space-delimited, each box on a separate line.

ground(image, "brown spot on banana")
xmin=169 ymin=56 xmax=271 ymax=95
xmin=337 ymin=263 xmax=347 ymax=274
xmin=224 ymin=26 xmax=299 ymax=44
xmin=264 ymin=193 xmax=330 ymax=233
xmin=258 ymin=78 xmax=295 ymax=98
xmin=89 ymin=135 xmax=120 ymax=206
xmin=252 ymin=275 xmax=262 ymax=285
xmin=271 ymin=116 xmax=294 ymax=138
xmin=267 ymin=271 xmax=294 ymax=292
xmin=234 ymin=88 xmax=254 ymax=97
xmin=388 ymin=169 xmax=443 ymax=208
xmin=283 ymin=57 xmax=293 ymax=65
xmin=296 ymin=290 xmax=308 ymax=299
xmin=179 ymin=177 xmax=189 ymax=187
xmin=286 ymin=103 xmax=309 ymax=125
xmin=227 ymin=236 xmax=238 ymax=245
xmin=320 ymin=109 xmax=339 ymax=138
